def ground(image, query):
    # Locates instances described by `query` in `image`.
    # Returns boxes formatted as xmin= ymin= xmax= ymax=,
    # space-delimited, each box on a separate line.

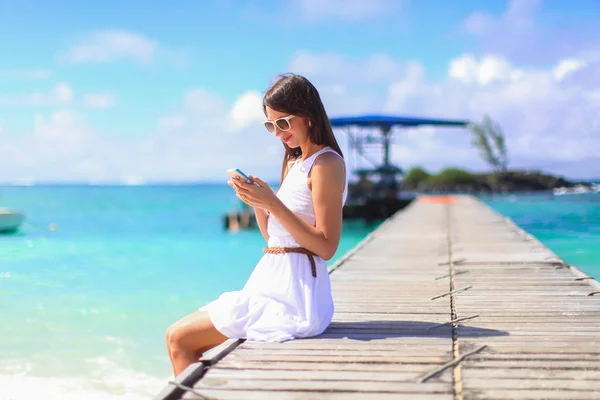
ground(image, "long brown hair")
xmin=262 ymin=73 xmax=344 ymax=183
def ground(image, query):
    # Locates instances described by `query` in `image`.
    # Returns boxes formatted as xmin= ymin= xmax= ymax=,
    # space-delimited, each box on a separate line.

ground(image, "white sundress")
xmin=199 ymin=146 xmax=348 ymax=342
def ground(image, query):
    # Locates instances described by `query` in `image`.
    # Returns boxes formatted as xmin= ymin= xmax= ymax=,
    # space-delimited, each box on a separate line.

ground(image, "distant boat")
xmin=0 ymin=209 xmax=25 ymax=233
xmin=553 ymin=183 xmax=600 ymax=196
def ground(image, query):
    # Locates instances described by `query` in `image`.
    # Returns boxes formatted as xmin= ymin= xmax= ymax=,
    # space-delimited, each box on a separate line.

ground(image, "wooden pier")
xmin=157 ymin=195 xmax=600 ymax=400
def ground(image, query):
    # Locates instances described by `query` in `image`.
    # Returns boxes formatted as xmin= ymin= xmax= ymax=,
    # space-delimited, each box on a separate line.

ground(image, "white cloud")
xmin=285 ymin=50 xmax=600 ymax=178
xmin=184 ymin=89 xmax=227 ymax=115
xmin=1 ymin=109 xmax=137 ymax=182
xmin=387 ymin=54 xmax=600 ymax=173
xmin=135 ymin=88 xmax=284 ymax=182
xmin=54 ymin=82 xmax=74 ymax=103
xmin=0 ymin=69 xmax=51 ymax=79
xmin=0 ymin=83 xmax=117 ymax=110
xmin=320 ymin=84 xmax=347 ymax=96
xmin=157 ymin=88 xmax=229 ymax=134
xmin=229 ymin=91 xmax=264 ymax=129
xmin=84 ymin=93 xmax=116 ymax=109
xmin=462 ymin=0 xmax=599 ymax=64
xmin=383 ymin=62 xmax=428 ymax=113
xmin=0 ymin=87 xmax=285 ymax=183
xmin=0 ymin=110 xmax=95 ymax=177
xmin=553 ymin=59 xmax=587 ymax=81
xmin=158 ymin=114 xmax=185 ymax=130
xmin=0 ymin=82 xmax=74 ymax=106
xmin=287 ymin=51 xmax=415 ymax=116
xmin=62 ymin=30 xmax=157 ymax=63
xmin=34 ymin=110 xmax=87 ymax=142
xmin=464 ymin=0 xmax=540 ymax=38
xmin=297 ymin=0 xmax=400 ymax=21
xmin=289 ymin=51 xmax=408 ymax=84
xmin=449 ymin=54 xmax=523 ymax=85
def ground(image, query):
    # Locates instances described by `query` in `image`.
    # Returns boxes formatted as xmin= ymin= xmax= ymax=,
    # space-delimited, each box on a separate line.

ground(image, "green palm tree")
xmin=470 ymin=115 xmax=508 ymax=174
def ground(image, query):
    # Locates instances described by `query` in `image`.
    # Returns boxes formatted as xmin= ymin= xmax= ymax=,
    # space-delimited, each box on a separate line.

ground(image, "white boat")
xmin=0 ymin=209 xmax=25 ymax=233
xmin=553 ymin=183 xmax=600 ymax=196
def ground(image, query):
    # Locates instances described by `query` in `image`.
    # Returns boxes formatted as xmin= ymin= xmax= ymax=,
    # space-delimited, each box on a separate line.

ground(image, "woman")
xmin=165 ymin=74 xmax=347 ymax=376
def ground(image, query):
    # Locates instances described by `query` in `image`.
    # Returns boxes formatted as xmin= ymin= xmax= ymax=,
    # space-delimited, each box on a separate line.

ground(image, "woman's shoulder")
xmin=315 ymin=148 xmax=344 ymax=166
xmin=310 ymin=150 xmax=346 ymax=179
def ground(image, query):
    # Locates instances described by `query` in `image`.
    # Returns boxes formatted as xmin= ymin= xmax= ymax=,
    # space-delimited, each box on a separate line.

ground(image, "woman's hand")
xmin=228 ymin=175 xmax=280 ymax=212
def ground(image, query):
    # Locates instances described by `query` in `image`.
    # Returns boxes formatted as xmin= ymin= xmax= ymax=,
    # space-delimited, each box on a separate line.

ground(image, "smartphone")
xmin=226 ymin=168 xmax=257 ymax=185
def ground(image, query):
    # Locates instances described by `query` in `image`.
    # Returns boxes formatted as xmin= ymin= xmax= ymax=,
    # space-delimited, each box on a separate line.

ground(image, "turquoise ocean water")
xmin=1 ymin=185 xmax=598 ymax=399
xmin=480 ymin=190 xmax=600 ymax=279
xmin=0 ymin=184 xmax=377 ymax=399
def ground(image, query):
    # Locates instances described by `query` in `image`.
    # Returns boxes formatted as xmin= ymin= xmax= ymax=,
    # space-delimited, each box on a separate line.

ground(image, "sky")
xmin=1 ymin=0 xmax=599 ymax=184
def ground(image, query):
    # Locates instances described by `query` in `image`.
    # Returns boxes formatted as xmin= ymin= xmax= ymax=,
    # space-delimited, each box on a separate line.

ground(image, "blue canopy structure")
xmin=317 ymin=114 xmax=471 ymax=220
xmin=329 ymin=114 xmax=469 ymax=128
xmin=329 ymin=114 xmax=470 ymax=171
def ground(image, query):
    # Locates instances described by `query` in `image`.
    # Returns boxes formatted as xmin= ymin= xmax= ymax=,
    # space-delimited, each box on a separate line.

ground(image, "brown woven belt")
xmin=263 ymin=247 xmax=318 ymax=277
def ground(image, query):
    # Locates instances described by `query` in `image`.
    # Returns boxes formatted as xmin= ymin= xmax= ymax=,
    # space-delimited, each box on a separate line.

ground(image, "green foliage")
xmin=401 ymin=166 xmax=575 ymax=193
xmin=470 ymin=115 xmax=509 ymax=173
xmin=426 ymin=168 xmax=476 ymax=185
xmin=404 ymin=166 xmax=431 ymax=186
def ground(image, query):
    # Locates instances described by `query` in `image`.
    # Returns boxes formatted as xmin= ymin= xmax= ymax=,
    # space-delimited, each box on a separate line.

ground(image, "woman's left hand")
xmin=228 ymin=175 xmax=280 ymax=211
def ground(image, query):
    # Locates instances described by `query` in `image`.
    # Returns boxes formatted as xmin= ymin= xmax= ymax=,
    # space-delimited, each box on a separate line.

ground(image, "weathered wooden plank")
xmin=214 ymin=360 xmax=445 ymax=373
xmin=463 ymin=377 xmax=600 ymax=390
xmin=461 ymin=337 xmax=600 ymax=345
xmin=315 ymin=333 xmax=454 ymax=340
xmin=331 ymin=313 xmax=600 ymax=321
xmin=456 ymin=326 xmax=600 ymax=333
xmin=183 ymin=390 xmax=451 ymax=400
xmin=461 ymin=359 xmax=600 ymax=369
xmin=239 ymin=340 xmax=451 ymax=348
xmin=459 ymin=368 xmax=600 ymax=380
xmin=243 ymin=337 xmax=451 ymax=345
xmin=466 ymin=353 xmax=600 ymax=361
xmin=473 ymin=346 xmax=600 ymax=353
xmin=462 ymin=389 xmax=600 ymax=400
xmin=205 ymin=367 xmax=430 ymax=382
xmin=232 ymin=349 xmax=452 ymax=358
xmin=238 ymin=341 xmax=600 ymax=353
xmin=193 ymin=379 xmax=452 ymax=393
xmin=224 ymin=353 xmax=449 ymax=363
xmin=329 ymin=319 xmax=600 ymax=327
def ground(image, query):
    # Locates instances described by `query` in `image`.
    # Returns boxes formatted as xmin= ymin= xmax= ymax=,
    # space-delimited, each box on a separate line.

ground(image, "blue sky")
xmin=1 ymin=0 xmax=599 ymax=183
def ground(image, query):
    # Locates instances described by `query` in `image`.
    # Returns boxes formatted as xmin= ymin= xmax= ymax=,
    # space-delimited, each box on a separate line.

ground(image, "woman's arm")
xmin=251 ymin=160 xmax=294 ymax=243
xmin=253 ymin=207 xmax=270 ymax=242
xmin=268 ymin=153 xmax=346 ymax=260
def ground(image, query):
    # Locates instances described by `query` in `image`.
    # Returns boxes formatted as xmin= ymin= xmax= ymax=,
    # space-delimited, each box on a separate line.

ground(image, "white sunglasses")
xmin=263 ymin=115 xmax=295 ymax=134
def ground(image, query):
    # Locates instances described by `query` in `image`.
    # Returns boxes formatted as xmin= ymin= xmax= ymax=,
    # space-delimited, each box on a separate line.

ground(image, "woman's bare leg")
xmin=165 ymin=314 xmax=202 ymax=374
xmin=166 ymin=310 xmax=229 ymax=376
